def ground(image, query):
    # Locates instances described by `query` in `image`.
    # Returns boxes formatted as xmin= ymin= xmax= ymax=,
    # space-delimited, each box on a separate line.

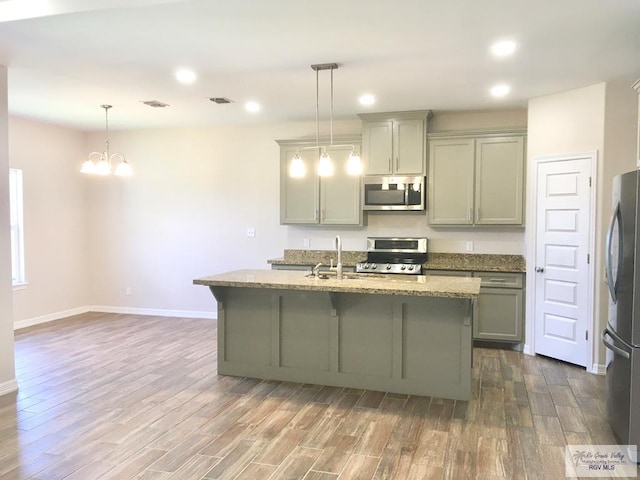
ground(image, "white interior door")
xmin=534 ymin=156 xmax=593 ymax=367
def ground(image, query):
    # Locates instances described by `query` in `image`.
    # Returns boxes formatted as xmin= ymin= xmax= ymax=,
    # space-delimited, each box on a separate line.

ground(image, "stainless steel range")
xmin=356 ymin=237 xmax=428 ymax=275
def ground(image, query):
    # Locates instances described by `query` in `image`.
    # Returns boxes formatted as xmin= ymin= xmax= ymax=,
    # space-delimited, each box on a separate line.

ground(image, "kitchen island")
xmin=194 ymin=269 xmax=481 ymax=400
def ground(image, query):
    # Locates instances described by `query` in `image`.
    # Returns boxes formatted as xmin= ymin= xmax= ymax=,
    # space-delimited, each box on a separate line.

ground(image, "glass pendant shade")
xmin=80 ymin=159 xmax=96 ymax=174
xmin=95 ymin=156 xmax=111 ymax=175
xmin=289 ymin=153 xmax=305 ymax=178
xmin=346 ymin=151 xmax=362 ymax=175
xmin=317 ymin=152 xmax=333 ymax=176
xmin=114 ymin=160 xmax=132 ymax=177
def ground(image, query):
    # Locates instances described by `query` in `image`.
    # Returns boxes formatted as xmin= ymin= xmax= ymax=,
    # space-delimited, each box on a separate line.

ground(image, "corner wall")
xmin=0 ymin=65 xmax=16 ymax=393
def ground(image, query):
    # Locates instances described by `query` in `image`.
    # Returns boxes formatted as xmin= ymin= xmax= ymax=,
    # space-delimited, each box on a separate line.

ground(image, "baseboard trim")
xmin=14 ymin=306 xmax=91 ymax=330
xmin=14 ymin=305 xmax=216 ymax=330
xmin=522 ymin=344 xmax=535 ymax=356
xmin=0 ymin=379 xmax=18 ymax=397
xmin=590 ymin=363 xmax=606 ymax=375
xmin=89 ymin=306 xmax=216 ymax=320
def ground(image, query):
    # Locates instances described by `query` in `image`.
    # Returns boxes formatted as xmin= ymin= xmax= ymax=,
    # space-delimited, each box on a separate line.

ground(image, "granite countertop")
xmin=194 ymin=269 xmax=481 ymax=299
xmin=267 ymin=250 xmax=525 ymax=273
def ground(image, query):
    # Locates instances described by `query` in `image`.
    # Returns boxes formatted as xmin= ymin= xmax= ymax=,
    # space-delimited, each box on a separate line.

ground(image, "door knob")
xmin=535 ymin=267 xmax=545 ymax=273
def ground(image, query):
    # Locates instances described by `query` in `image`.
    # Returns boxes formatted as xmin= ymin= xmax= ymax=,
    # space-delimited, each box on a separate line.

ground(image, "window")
xmin=9 ymin=168 xmax=25 ymax=286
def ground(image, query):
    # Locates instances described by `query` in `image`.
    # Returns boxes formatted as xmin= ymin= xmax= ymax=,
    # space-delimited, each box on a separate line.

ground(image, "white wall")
xmin=526 ymin=79 xmax=639 ymax=370
xmin=9 ymin=117 xmax=89 ymax=324
xmin=0 ymin=65 xmax=16 ymax=393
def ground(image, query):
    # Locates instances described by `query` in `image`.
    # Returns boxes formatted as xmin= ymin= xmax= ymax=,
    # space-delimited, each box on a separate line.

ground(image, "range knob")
xmin=401 ymin=265 xmax=406 ymax=271
xmin=408 ymin=265 xmax=414 ymax=271
xmin=385 ymin=263 xmax=391 ymax=270
xmin=371 ymin=263 xmax=377 ymax=270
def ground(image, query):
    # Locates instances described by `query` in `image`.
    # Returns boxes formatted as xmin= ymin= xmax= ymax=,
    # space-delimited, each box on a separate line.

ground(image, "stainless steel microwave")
xmin=362 ymin=176 xmax=425 ymax=211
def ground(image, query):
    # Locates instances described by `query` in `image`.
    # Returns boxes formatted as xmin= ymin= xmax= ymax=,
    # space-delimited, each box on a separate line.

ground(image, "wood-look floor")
xmin=0 ymin=312 xmax=636 ymax=480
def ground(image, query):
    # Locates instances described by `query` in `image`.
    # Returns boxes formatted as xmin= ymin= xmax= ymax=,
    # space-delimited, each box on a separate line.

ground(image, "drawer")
xmin=473 ymin=272 xmax=523 ymax=288
xmin=423 ymin=270 xmax=472 ymax=277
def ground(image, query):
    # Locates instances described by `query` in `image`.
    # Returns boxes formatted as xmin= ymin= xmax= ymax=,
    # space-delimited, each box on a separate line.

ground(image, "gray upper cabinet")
xmin=427 ymin=138 xmax=475 ymax=225
xmin=359 ymin=111 xmax=430 ymax=175
xmin=428 ymin=132 xmax=526 ymax=226
xmin=278 ymin=138 xmax=362 ymax=226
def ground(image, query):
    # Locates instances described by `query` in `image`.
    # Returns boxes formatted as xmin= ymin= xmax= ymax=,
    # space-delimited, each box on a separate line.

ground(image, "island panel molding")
xmin=195 ymin=269 xmax=480 ymax=400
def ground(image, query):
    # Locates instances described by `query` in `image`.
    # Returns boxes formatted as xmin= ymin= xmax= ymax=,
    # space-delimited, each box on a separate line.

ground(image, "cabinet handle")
xmin=314 ymin=209 xmax=319 ymax=222
xmin=388 ymin=158 xmax=391 ymax=172
xmin=476 ymin=208 xmax=480 ymax=222
xmin=395 ymin=157 xmax=399 ymax=170
xmin=535 ymin=267 xmax=545 ymax=273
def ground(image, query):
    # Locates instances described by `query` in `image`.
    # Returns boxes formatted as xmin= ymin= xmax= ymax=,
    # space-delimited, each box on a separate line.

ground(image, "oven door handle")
xmin=602 ymin=327 xmax=630 ymax=359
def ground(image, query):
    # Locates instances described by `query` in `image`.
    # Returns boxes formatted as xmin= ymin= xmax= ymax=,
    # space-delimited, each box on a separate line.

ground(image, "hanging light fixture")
xmin=80 ymin=105 xmax=131 ymax=176
xmin=289 ymin=63 xmax=362 ymax=178
xmin=289 ymin=152 xmax=306 ymax=178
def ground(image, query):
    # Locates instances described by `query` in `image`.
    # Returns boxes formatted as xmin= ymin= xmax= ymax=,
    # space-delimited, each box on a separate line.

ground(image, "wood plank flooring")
xmin=0 ymin=312 xmax=635 ymax=479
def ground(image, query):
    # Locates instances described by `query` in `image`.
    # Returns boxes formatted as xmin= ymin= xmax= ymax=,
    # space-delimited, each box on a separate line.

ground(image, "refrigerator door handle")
xmin=602 ymin=327 xmax=630 ymax=359
xmin=605 ymin=202 xmax=622 ymax=303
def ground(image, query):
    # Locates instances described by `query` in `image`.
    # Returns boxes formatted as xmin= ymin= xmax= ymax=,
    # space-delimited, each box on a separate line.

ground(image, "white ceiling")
xmin=0 ymin=0 xmax=639 ymax=131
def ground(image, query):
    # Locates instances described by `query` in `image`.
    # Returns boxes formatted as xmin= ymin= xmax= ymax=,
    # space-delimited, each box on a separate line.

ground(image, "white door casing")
xmin=532 ymin=154 xmax=595 ymax=368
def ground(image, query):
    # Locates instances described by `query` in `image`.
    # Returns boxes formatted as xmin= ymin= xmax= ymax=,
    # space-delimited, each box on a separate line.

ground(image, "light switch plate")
xmin=465 ymin=241 xmax=473 ymax=252
xmin=246 ymin=227 xmax=256 ymax=238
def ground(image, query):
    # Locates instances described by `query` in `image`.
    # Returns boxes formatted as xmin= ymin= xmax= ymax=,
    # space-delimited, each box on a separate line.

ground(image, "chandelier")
xmin=80 ymin=105 xmax=131 ymax=176
xmin=289 ymin=63 xmax=362 ymax=178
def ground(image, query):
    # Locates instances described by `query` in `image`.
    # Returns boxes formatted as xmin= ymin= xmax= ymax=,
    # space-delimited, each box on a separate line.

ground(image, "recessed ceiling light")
xmin=359 ymin=94 xmax=376 ymax=106
xmin=245 ymin=101 xmax=261 ymax=113
xmin=490 ymin=40 xmax=517 ymax=57
xmin=175 ymin=68 xmax=197 ymax=85
xmin=490 ymin=84 xmax=511 ymax=97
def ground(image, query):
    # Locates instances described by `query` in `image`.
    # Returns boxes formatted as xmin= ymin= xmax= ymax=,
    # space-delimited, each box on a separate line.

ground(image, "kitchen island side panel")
xmin=212 ymin=287 xmax=472 ymax=400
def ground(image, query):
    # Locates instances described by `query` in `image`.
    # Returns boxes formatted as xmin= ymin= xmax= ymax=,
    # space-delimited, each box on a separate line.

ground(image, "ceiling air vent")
xmin=141 ymin=100 xmax=169 ymax=108
xmin=209 ymin=97 xmax=233 ymax=104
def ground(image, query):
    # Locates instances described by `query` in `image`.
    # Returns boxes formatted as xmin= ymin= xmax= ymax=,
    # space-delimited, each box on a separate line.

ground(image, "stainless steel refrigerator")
xmin=603 ymin=169 xmax=640 ymax=462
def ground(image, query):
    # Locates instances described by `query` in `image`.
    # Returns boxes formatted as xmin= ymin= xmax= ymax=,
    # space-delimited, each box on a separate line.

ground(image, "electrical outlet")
xmin=125 ymin=286 xmax=132 ymax=296
xmin=465 ymin=241 xmax=474 ymax=252
xmin=303 ymin=238 xmax=310 ymax=248
xmin=246 ymin=227 xmax=256 ymax=238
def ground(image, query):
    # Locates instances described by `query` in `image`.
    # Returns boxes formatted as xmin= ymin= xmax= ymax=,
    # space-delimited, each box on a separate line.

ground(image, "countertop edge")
xmin=194 ymin=270 xmax=481 ymax=300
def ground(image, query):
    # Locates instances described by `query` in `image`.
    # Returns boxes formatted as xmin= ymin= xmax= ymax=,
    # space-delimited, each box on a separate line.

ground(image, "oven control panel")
xmin=355 ymin=262 xmax=423 ymax=275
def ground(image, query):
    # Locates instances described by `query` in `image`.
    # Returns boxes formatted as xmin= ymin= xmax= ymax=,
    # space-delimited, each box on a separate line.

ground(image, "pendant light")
xmin=289 ymin=152 xmax=305 ymax=178
xmin=80 ymin=105 xmax=131 ymax=176
xmin=289 ymin=63 xmax=362 ymax=178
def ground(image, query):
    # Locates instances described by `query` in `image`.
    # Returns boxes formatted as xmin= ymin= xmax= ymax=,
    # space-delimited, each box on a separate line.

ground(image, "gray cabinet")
xmin=278 ymin=139 xmax=362 ymax=226
xmin=473 ymin=272 xmax=524 ymax=342
xmin=424 ymin=270 xmax=524 ymax=343
xmin=427 ymin=133 xmax=525 ymax=226
xmin=359 ymin=111 xmax=430 ymax=175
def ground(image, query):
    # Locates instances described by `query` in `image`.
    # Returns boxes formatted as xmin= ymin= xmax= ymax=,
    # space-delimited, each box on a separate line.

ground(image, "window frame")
xmin=9 ymin=168 xmax=26 ymax=287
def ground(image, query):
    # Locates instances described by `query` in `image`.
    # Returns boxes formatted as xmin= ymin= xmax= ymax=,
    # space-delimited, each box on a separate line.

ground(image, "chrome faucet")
xmin=313 ymin=262 xmax=323 ymax=278
xmin=331 ymin=235 xmax=343 ymax=279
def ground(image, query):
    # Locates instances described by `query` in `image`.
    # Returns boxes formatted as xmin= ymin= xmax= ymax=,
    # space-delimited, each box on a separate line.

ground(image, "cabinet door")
xmin=280 ymin=148 xmax=319 ymax=224
xmin=475 ymin=136 xmax=524 ymax=225
xmin=320 ymin=147 xmax=362 ymax=225
xmin=474 ymin=287 xmax=523 ymax=342
xmin=363 ymin=120 xmax=393 ymax=174
xmin=427 ymin=138 xmax=475 ymax=225
xmin=394 ymin=117 xmax=425 ymax=174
